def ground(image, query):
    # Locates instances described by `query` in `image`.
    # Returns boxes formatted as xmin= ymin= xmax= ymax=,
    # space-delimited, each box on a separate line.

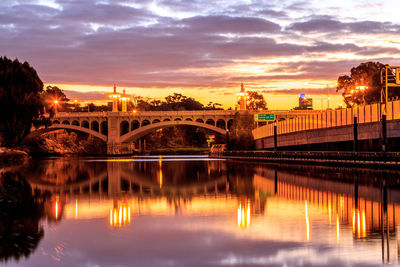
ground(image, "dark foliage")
xmin=0 ymin=57 xmax=45 ymax=146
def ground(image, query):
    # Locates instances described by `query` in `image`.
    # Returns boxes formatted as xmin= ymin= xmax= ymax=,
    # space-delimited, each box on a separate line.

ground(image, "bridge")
xmin=29 ymin=109 xmax=320 ymax=155
xmin=253 ymin=99 xmax=400 ymax=152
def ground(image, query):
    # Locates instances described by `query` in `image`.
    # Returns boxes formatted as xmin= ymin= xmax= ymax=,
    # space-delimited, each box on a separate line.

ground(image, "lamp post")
xmin=305 ymin=81 xmax=337 ymax=109
xmin=108 ymin=84 xmax=121 ymax=112
xmin=120 ymin=89 xmax=130 ymax=112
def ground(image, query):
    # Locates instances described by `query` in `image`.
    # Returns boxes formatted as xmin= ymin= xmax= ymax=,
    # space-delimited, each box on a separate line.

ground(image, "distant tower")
xmin=237 ymin=83 xmax=248 ymax=110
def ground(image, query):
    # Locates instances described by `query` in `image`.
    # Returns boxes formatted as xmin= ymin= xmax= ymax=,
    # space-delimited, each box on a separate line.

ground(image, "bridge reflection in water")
xmin=17 ymin=157 xmax=400 ymax=264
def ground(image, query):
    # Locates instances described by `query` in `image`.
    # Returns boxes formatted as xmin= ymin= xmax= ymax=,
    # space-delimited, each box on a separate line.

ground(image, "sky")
xmin=1 ymin=0 xmax=400 ymax=109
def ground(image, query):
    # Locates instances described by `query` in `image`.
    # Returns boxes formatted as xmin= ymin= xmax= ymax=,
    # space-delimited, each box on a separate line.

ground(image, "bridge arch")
xmin=131 ymin=120 xmax=140 ymax=130
xmin=28 ymin=124 xmax=107 ymax=142
xmin=101 ymin=121 xmax=108 ymax=136
xmin=120 ymin=120 xmax=129 ymax=136
xmin=141 ymin=120 xmax=150 ymax=127
xmin=120 ymin=120 xmax=227 ymax=143
xmin=216 ymin=119 xmax=226 ymax=129
xmin=72 ymin=120 xmax=80 ymax=126
xmin=91 ymin=121 xmax=99 ymax=132
xmin=206 ymin=119 xmax=215 ymax=126
xmin=82 ymin=121 xmax=89 ymax=129
xmin=62 ymin=120 xmax=70 ymax=125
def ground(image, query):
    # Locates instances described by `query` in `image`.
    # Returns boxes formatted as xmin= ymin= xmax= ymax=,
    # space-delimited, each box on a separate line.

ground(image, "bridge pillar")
xmin=107 ymin=113 xmax=121 ymax=155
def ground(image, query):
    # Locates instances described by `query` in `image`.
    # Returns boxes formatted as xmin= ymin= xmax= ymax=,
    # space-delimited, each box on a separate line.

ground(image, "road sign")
xmin=254 ymin=113 xmax=275 ymax=121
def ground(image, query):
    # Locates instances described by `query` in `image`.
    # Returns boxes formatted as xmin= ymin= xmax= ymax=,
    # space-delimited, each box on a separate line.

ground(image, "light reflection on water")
xmin=1 ymin=157 xmax=400 ymax=266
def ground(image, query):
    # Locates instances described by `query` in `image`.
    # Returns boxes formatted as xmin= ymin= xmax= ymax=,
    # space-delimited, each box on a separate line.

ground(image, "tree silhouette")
xmin=0 ymin=57 xmax=45 ymax=146
xmin=0 ymin=172 xmax=44 ymax=263
xmin=336 ymin=62 xmax=387 ymax=107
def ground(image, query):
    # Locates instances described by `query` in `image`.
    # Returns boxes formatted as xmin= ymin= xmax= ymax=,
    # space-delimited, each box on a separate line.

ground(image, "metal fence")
xmin=253 ymin=100 xmax=400 ymax=139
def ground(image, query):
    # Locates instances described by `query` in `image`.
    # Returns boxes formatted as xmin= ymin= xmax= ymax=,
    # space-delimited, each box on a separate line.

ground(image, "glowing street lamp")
xmin=53 ymin=99 xmax=59 ymax=113
xmin=120 ymin=89 xmax=130 ymax=112
xmin=108 ymin=84 xmax=121 ymax=112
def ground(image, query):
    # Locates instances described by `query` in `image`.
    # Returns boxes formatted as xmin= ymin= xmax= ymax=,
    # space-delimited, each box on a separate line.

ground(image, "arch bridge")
xmin=30 ymin=109 xmax=318 ymax=155
xmin=33 ymin=110 xmax=241 ymax=155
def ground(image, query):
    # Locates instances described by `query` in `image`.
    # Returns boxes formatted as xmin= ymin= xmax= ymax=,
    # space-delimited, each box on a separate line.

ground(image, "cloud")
xmin=63 ymin=90 xmax=109 ymax=100
xmin=287 ymin=18 xmax=400 ymax=34
xmin=1 ymin=0 xmax=400 ymax=96
xmin=181 ymin=15 xmax=281 ymax=34
xmin=260 ymin=88 xmax=341 ymax=95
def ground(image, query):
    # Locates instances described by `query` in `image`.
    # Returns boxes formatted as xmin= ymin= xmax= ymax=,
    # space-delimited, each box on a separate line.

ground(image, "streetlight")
xmin=305 ymin=81 xmax=337 ymax=109
xmin=53 ymin=99 xmax=59 ymax=114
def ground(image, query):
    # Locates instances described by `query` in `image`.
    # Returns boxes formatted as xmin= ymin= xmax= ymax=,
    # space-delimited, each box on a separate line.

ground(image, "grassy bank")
xmin=150 ymin=147 xmax=210 ymax=155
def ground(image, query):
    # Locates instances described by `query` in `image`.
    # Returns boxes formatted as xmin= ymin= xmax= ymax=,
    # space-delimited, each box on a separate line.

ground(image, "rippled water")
xmin=1 ymin=155 xmax=400 ymax=266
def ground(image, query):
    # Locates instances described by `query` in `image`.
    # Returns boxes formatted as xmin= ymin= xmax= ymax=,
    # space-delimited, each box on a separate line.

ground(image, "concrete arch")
xmin=72 ymin=120 xmax=80 ymax=126
xmin=196 ymin=118 xmax=204 ymax=123
xmin=91 ymin=121 xmax=99 ymax=132
xmin=216 ymin=119 xmax=226 ymax=129
xmin=206 ymin=119 xmax=215 ymax=126
xmin=120 ymin=120 xmax=227 ymax=143
xmin=82 ymin=121 xmax=89 ymax=128
xmin=185 ymin=118 xmax=193 ymax=121
xmin=152 ymin=119 xmax=160 ymax=123
xmin=141 ymin=120 xmax=150 ymax=127
xmin=120 ymin=120 xmax=129 ymax=136
xmin=28 ymin=124 xmax=107 ymax=142
xmin=101 ymin=121 xmax=108 ymax=136
xmin=62 ymin=120 xmax=70 ymax=125
xmin=131 ymin=120 xmax=140 ymax=131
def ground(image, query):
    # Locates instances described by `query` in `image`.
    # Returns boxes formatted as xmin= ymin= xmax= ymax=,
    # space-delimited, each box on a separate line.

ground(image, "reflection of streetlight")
xmin=305 ymin=81 xmax=337 ymax=109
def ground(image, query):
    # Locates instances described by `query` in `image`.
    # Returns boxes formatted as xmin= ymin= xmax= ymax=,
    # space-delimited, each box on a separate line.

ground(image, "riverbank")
xmin=0 ymin=148 xmax=29 ymax=166
xmin=212 ymin=150 xmax=400 ymax=169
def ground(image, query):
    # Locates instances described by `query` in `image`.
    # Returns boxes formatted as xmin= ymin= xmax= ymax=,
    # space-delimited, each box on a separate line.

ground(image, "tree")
xmin=0 ymin=57 xmax=44 ymax=146
xmin=204 ymin=102 xmax=223 ymax=110
xmin=336 ymin=62 xmax=386 ymax=107
xmin=228 ymin=112 xmax=255 ymax=150
xmin=237 ymin=91 xmax=267 ymax=110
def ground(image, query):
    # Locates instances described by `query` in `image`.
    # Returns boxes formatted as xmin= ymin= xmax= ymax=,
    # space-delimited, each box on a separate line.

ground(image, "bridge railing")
xmin=253 ymin=100 xmax=400 ymax=139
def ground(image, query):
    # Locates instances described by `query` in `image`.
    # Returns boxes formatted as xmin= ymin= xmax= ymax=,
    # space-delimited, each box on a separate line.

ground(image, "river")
xmin=1 ymin=155 xmax=399 ymax=266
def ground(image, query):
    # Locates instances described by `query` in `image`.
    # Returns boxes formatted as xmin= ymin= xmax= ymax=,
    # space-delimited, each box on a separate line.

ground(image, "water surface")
xmin=1 ymin=156 xmax=400 ymax=266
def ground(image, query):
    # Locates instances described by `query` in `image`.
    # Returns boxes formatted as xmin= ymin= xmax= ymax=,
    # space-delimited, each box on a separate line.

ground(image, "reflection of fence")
xmin=253 ymin=100 xmax=400 ymax=139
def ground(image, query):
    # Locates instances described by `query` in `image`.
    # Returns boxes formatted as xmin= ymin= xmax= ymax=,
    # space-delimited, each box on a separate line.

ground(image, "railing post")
xmin=353 ymin=115 xmax=358 ymax=152
xmin=274 ymin=121 xmax=277 ymax=152
xmin=382 ymin=113 xmax=387 ymax=152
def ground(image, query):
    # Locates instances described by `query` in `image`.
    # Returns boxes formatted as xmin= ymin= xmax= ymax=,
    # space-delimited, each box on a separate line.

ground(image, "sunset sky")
xmin=1 ymin=0 xmax=400 ymax=109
